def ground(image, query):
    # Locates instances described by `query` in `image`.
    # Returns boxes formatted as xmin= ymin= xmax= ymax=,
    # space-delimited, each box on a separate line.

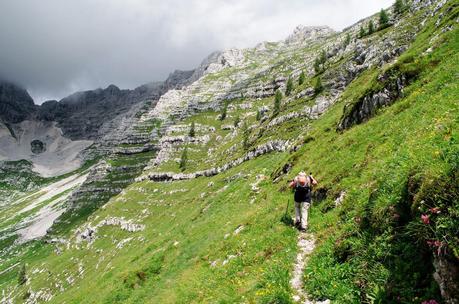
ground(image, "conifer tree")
xmin=242 ymin=121 xmax=250 ymax=150
xmin=189 ymin=121 xmax=195 ymax=137
xmin=394 ymin=0 xmax=406 ymax=15
xmin=273 ymin=90 xmax=282 ymax=116
xmin=298 ymin=71 xmax=305 ymax=85
xmin=368 ymin=20 xmax=375 ymax=35
xmin=359 ymin=25 xmax=365 ymax=38
xmin=256 ymin=109 xmax=262 ymax=121
xmin=344 ymin=33 xmax=351 ymax=47
xmin=179 ymin=147 xmax=188 ymax=172
xmin=18 ymin=264 xmax=27 ymax=285
xmin=220 ymin=101 xmax=228 ymax=121
xmin=314 ymin=76 xmax=323 ymax=94
xmin=314 ymin=58 xmax=321 ymax=73
xmin=320 ymin=50 xmax=327 ymax=64
xmin=379 ymin=9 xmax=389 ymax=29
xmin=233 ymin=115 xmax=240 ymax=127
xmin=285 ymin=77 xmax=293 ymax=96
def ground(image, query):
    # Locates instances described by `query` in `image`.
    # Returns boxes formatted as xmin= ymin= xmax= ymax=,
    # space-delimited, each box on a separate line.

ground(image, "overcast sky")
xmin=0 ymin=0 xmax=393 ymax=104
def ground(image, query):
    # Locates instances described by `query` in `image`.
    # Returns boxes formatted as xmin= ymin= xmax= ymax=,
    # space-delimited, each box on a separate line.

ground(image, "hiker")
xmin=289 ymin=172 xmax=317 ymax=231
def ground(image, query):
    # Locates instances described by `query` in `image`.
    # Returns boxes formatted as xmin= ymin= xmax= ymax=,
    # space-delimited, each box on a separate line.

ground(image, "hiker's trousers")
xmin=294 ymin=201 xmax=310 ymax=229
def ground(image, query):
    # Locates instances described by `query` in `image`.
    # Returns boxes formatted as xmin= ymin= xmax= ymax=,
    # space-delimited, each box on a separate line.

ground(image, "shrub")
xmin=314 ymin=77 xmax=323 ymax=94
xmin=368 ymin=20 xmax=375 ymax=35
xmin=242 ymin=121 xmax=250 ymax=150
xmin=220 ymin=101 xmax=228 ymax=121
xmin=359 ymin=26 xmax=366 ymax=38
xmin=298 ymin=71 xmax=305 ymax=85
xmin=233 ymin=115 xmax=240 ymax=127
xmin=379 ymin=9 xmax=390 ymax=29
xmin=285 ymin=77 xmax=293 ymax=96
xmin=256 ymin=109 xmax=262 ymax=121
xmin=179 ymin=147 xmax=188 ymax=172
xmin=394 ymin=0 xmax=406 ymax=15
xmin=189 ymin=121 xmax=195 ymax=137
xmin=314 ymin=58 xmax=321 ymax=74
xmin=344 ymin=33 xmax=351 ymax=47
xmin=18 ymin=264 xmax=26 ymax=285
xmin=273 ymin=90 xmax=282 ymax=116
xmin=314 ymin=50 xmax=327 ymax=74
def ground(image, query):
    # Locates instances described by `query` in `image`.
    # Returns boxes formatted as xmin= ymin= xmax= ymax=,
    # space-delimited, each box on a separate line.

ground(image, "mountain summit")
xmin=285 ymin=25 xmax=336 ymax=44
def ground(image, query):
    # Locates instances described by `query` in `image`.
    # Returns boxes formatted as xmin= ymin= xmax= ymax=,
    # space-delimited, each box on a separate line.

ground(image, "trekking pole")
xmin=284 ymin=198 xmax=290 ymax=218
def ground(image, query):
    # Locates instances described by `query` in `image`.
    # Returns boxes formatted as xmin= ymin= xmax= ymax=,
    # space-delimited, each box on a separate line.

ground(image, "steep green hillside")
xmin=0 ymin=1 xmax=458 ymax=303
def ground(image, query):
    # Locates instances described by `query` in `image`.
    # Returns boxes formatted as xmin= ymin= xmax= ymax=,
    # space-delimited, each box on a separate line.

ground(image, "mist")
xmin=0 ymin=0 xmax=393 ymax=104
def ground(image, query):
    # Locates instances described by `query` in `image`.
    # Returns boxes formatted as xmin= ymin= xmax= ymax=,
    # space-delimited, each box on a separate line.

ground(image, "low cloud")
xmin=0 ymin=0 xmax=393 ymax=103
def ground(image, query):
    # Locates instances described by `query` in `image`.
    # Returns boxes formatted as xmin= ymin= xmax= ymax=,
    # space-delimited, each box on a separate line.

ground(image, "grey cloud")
xmin=0 ymin=0 xmax=393 ymax=104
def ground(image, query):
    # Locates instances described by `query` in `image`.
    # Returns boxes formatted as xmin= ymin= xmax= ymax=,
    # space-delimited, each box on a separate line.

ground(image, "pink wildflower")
xmin=429 ymin=207 xmax=441 ymax=214
xmin=421 ymin=214 xmax=430 ymax=224
xmin=421 ymin=300 xmax=439 ymax=304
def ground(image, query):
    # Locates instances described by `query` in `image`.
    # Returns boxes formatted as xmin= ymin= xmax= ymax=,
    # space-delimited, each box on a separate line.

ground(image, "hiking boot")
xmin=299 ymin=226 xmax=307 ymax=232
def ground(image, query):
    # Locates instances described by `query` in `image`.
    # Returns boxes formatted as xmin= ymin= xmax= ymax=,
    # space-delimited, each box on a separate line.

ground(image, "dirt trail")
xmin=291 ymin=232 xmax=330 ymax=304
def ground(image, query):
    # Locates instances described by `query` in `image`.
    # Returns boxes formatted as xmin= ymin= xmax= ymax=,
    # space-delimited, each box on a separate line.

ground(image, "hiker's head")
xmin=297 ymin=172 xmax=307 ymax=185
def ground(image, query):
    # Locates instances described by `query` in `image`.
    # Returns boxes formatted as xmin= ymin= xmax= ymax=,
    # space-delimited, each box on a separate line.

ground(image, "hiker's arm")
xmin=289 ymin=180 xmax=296 ymax=188
xmin=310 ymin=175 xmax=318 ymax=186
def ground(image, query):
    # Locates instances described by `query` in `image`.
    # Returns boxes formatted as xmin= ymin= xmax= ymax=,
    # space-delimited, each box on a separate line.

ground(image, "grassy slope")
xmin=1 ymin=3 xmax=458 ymax=304
xmin=298 ymin=10 xmax=459 ymax=302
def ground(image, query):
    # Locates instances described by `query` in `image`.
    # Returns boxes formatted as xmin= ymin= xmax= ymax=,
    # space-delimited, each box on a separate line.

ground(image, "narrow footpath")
xmin=291 ymin=232 xmax=330 ymax=304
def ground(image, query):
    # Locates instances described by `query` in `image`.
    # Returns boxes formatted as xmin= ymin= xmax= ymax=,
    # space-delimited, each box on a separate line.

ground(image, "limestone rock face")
xmin=433 ymin=255 xmax=459 ymax=304
xmin=191 ymin=49 xmax=245 ymax=80
xmin=37 ymin=83 xmax=162 ymax=140
xmin=0 ymin=81 xmax=36 ymax=124
xmin=337 ymin=75 xmax=407 ymax=131
xmin=285 ymin=25 xmax=336 ymax=45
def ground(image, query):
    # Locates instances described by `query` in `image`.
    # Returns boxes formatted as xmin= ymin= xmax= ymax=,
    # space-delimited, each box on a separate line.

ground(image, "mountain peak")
xmin=285 ymin=25 xmax=335 ymax=44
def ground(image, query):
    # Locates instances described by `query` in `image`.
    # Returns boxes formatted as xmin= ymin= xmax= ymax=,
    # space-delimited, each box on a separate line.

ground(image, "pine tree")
xmin=273 ymin=90 xmax=282 ymax=116
xmin=314 ymin=58 xmax=321 ymax=73
xmin=379 ymin=9 xmax=389 ymax=29
xmin=179 ymin=147 xmax=187 ymax=172
xmin=344 ymin=33 xmax=351 ymax=47
xmin=368 ymin=20 xmax=375 ymax=35
xmin=18 ymin=264 xmax=27 ymax=285
xmin=314 ymin=50 xmax=327 ymax=74
xmin=320 ymin=50 xmax=327 ymax=64
xmin=242 ymin=121 xmax=250 ymax=150
xmin=220 ymin=102 xmax=228 ymax=121
xmin=359 ymin=25 xmax=365 ymax=38
xmin=298 ymin=71 xmax=305 ymax=86
xmin=233 ymin=115 xmax=240 ymax=127
xmin=314 ymin=76 xmax=323 ymax=94
xmin=285 ymin=77 xmax=293 ymax=96
xmin=394 ymin=0 xmax=406 ymax=15
xmin=256 ymin=109 xmax=262 ymax=121
xmin=189 ymin=121 xmax=195 ymax=137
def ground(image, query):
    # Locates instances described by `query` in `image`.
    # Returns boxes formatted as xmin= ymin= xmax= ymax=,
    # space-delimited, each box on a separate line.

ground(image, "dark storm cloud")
xmin=0 ymin=0 xmax=393 ymax=104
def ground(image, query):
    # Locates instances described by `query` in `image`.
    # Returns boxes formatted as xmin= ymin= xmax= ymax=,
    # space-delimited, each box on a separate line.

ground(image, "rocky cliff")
xmin=0 ymin=81 xmax=36 ymax=125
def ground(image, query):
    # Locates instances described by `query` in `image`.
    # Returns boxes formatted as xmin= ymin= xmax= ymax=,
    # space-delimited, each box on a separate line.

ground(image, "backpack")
xmin=294 ymin=177 xmax=312 ymax=203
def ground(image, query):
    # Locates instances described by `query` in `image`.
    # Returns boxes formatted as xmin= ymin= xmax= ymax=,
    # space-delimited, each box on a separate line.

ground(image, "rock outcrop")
xmin=337 ymin=74 xmax=408 ymax=131
xmin=0 ymin=81 xmax=36 ymax=124
xmin=141 ymin=140 xmax=289 ymax=182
